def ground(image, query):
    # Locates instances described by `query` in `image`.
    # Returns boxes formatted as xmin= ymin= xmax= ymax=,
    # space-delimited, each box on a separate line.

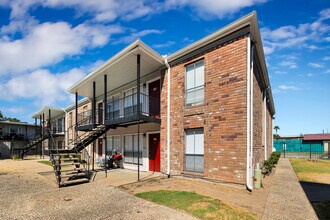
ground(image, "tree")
xmin=0 ymin=110 xmax=21 ymax=122
xmin=274 ymin=125 xmax=280 ymax=134
xmin=273 ymin=134 xmax=280 ymax=139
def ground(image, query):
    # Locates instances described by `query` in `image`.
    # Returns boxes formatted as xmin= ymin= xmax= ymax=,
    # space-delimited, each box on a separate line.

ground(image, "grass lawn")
xmin=290 ymin=159 xmax=330 ymax=220
xmin=290 ymin=159 xmax=330 ymax=174
xmin=290 ymin=158 xmax=330 ymax=183
xmin=37 ymin=160 xmax=53 ymax=166
xmin=136 ymin=190 xmax=256 ymax=220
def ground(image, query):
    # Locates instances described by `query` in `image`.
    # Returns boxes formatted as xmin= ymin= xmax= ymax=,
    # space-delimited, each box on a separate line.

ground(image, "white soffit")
xmin=68 ymin=40 xmax=164 ymax=98
xmin=32 ymin=107 xmax=65 ymax=119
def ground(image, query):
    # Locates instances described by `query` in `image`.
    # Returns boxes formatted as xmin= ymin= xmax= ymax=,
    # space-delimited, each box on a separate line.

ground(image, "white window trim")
xmin=185 ymin=59 xmax=205 ymax=106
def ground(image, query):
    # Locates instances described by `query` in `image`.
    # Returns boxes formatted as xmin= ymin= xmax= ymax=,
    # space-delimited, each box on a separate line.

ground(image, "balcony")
xmin=50 ymin=125 xmax=65 ymax=136
xmin=105 ymin=93 xmax=160 ymax=126
xmin=75 ymin=92 xmax=160 ymax=131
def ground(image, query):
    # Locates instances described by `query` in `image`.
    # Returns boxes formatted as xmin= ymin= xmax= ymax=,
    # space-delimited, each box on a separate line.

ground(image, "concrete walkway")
xmin=262 ymin=158 xmax=318 ymax=220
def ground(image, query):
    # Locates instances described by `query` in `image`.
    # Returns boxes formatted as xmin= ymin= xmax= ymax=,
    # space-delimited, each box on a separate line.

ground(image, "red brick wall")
xmin=160 ymin=36 xmax=248 ymax=184
xmin=252 ymin=69 xmax=264 ymax=167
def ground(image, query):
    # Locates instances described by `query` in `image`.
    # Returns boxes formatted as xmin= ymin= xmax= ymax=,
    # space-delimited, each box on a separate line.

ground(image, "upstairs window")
xmin=185 ymin=59 xmax=204 ymax=106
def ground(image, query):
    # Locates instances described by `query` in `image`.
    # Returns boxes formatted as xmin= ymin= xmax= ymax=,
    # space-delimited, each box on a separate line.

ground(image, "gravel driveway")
xmin=0 ymin=159 xmax=197 ymax=220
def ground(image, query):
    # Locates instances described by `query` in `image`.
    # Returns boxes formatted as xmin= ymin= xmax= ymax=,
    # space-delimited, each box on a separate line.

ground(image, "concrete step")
xmin=60 ymin=178 xmax=89 ymax=186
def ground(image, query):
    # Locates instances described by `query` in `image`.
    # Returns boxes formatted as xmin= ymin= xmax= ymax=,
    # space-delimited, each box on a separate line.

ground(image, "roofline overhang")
xmin=32 ymin=106 xmax=65 ymax=119
xmin=67 ymin=40 xmax=164 ymax=94
xmin=65 ymin=97 xmax=91 ymax=112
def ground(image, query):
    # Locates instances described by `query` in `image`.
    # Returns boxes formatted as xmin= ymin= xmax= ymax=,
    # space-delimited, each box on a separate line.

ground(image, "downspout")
xmin=263 ymin=87 xmax=270 ymax=160
xmin=246 ymin=36 xmax=252 ymax=191
xmin=165 ymin=58 xmax=171 ymax=178
xmin=250 ymin=41 xmax=254 ymax=186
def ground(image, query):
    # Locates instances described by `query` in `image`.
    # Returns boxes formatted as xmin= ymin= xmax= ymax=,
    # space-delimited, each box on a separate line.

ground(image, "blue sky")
xmin=0 ymin=0 xmax=329 ymax=136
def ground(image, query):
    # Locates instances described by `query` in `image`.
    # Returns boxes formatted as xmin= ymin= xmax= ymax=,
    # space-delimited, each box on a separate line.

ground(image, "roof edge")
xmin=67 ymin=40 xmax=164 ymax=94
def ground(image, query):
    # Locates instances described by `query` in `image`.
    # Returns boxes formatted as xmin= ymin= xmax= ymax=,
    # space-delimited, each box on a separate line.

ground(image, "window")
xmin=108 ymin=94 xmax=120 ymax=120
xmin=185 ymin=129 xmax=204 ymax=172
xmin=185 ymin=59 xmax=204 ymax=106
xmin=57 ymin=118 xmax=63 ymax=133
xmin=124 ymin=86 xmax=146 ymax=117
xmin=83 ymin=106 xmax=88 ymax=117
xmin=106 ymin=136 xmax=121 ymax=155
xmin=82 ymin=106 xmax=89 ymax=125
xmin=69 ymin=112 xmax=72 ymax=127
xmin=124 ymin=134 xmax=143 ymax=165
xmin=52 ymin=120 xmax=57 ymax=133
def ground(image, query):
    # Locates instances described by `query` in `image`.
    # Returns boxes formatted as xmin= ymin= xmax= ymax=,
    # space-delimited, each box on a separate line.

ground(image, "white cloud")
xmin=307 ymin=73 xmax=313 ymax=77
xmin=308 ymin=62 xmax=325 ymax=68
xmin=279 ymin=60 xmax=297 ymax=69
xmin=278 ymin=85 xmax=300 ymax=91
xmin=1 ymin=0 xmax=268 ymax=22
xmin=0 ymin=0 xmax=160 ymax=22
xmin=0 ymin=22 xmax=123 ymax=75
xmin=164 ymin=0 xmax=267 ymax=19
xmin=274 ymin=70 xmax=287 ymax=75
xmin=323 ymin=56 xmax=330 ymax=61
xmin=113 ymin=29 xmax=162 ymax=44
xmin=152 ymin=41 xmax=175 ymax=49
xmin=262 ymin=8 xmax=330 ymax=54
xmin=0 ymin=67 xmax=86 ymax=107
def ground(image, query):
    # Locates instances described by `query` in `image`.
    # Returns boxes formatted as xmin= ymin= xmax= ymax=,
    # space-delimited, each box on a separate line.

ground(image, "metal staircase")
xmin=72 ymin=124 xmax=112 ymax=152
xmin=49 ymin=111 xmax=112 ymax=187
xmin=48 ymin=128 xmax=91 ymax=187
xmin=13 ymin=132 xmax=48 ymax=159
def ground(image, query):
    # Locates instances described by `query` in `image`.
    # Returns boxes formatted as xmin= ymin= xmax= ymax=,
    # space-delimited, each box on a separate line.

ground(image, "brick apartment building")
xmin=32 ymin=11 xmax=275 ymax=190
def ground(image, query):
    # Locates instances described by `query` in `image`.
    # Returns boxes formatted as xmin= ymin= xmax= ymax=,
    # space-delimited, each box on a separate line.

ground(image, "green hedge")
xmin=262 ymin=152 xmax=281 ymax=174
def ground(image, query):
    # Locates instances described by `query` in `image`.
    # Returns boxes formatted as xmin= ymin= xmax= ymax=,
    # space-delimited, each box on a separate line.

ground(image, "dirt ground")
xmin=0 ymin=158 xmax=274 ymax=219
xmin=120 ymin=171 xmax=276 ymax=219
xmin=0 ymin=159 xmax=197 ymax=220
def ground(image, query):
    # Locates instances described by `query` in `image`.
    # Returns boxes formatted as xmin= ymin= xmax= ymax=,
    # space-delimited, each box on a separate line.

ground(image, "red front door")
xmin=98 ymin=138 xmax=103 ymax=156
xmin=149 ymin=133 xmax=160 ymax=172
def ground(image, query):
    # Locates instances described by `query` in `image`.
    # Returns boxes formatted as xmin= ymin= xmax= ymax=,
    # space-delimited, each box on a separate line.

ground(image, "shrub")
xmin=262 ymin=152 xmax=281 ymax=175
xmin=12 ymin=155 xmax=20 ymax=160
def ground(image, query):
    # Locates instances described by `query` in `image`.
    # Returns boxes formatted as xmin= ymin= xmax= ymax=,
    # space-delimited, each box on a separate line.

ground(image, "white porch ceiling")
xmin=68 ymin=40 xmax=164 ymax=98
xmin=32 ymin=107 xmax=65 ymax=120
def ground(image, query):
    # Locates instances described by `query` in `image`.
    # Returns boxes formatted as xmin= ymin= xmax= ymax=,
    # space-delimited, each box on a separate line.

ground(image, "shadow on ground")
xmin=300 ymin=181 xmax=330 ymax=220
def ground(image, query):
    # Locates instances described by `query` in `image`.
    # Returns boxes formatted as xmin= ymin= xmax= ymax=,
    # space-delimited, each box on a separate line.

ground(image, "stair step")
xmin=61 ymin=172 xmax=87 ymax=178
xmin=60 ymin=178 xmax=89 ymax=186
xmin=59 ymin=157 xmax=80 ymax=161
xmin=59 ymin=167 xmax=85 ymax=172
xmin=55 ymin=153 xmax=80 ymax=156
xmin=55 ymin=162 xmax=82 ymax=166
